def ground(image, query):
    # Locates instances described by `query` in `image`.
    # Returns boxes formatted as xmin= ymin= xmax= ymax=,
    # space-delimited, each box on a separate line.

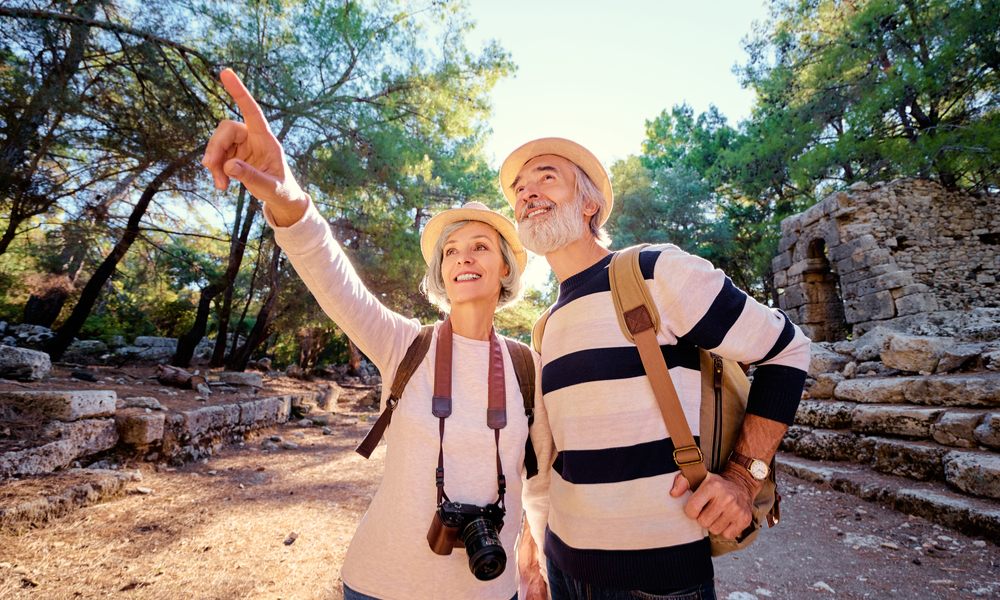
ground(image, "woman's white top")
xmin=265 ymin=201 xmax=552 ymax=600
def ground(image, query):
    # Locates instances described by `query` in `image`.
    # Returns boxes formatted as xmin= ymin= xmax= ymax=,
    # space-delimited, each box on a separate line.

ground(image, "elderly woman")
xmin=202 ymin=69 xmax=550 ymax=600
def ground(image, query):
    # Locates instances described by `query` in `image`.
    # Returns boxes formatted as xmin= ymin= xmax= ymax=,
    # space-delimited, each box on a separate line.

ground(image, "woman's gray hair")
xmin=572 ymin=163 xmax=611 ymax=247
xmin=422 ymin=220 xmax=524 ymax=313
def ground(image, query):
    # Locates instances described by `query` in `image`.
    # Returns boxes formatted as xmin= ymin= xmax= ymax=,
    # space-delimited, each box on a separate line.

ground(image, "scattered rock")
xmin=0 ymin=345 xmax=51 ymax=381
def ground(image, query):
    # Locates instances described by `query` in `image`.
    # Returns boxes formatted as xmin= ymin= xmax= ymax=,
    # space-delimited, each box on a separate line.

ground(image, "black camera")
xmin=426 ymin=499 xmax=506 ymax=580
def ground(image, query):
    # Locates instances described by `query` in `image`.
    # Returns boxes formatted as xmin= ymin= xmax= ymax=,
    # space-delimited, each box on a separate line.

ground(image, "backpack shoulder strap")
xmin=530 ymin=308 xmax=550 ymax=354
xmin=503 ymin=337 xmax=539 ymax=479
xmin=356 ymin=324 xmax=434 ymax=458
xmin=608 ymin=245 xmax=709 ymax=489
xmin=609 ymin=244 xmax=658 ymax=344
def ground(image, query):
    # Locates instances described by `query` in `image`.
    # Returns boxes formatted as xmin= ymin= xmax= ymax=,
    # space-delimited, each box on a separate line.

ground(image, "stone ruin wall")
xmin=772 ymin=179 xmax=1000 ymax=517
xmin=772 ymin=178 xmax=1000 ymax=343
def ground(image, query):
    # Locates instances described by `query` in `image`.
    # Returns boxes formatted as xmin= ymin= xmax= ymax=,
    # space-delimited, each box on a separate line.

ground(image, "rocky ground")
xmin=1 ymin=364 xmax=998 ymax=599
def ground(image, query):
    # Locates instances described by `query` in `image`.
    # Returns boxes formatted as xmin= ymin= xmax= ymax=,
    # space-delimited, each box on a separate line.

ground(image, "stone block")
xmin=218 ymin=371 xmax=263 ymax=388
xmin=860 ymin=437 xmax=948 ymax=481
xmin=115 ymin=410 xmax=166 ymax=445
xmin=795 ymin=399 xmax=856 ymax=429
xmin=0 ymin=390 xmax=116 ymax=422
xmin=851 ymin=405 xmax=944 ymax=438
xmin=829 ymin=235 xmax=878 ymax=263
xmin=834 ymin=377 xmax=908 ymax=404
xmin=853 ymin=271 xmax=914 ymax=297
xmin=890 ymin=284 xmax=930 ymax=299
xmin=180 ymin=406 xmax=225 ymax=436
xmin=773 ymin=270 xmax=787 ymax=288
xmin=782 ymin=284 xmax=808 ymax=309
xmin=116 ymin=346 xmax=174 ymax=360
xmin=854 ymin=327 xmax=895 ymax=361
xmin=0 ymin=419 xmax=118 ymax=477
xmin=795 ymin=429 xmax=859 ymax=461
xmin=0 ymin=345 xmax=51 ymax=382
xmin=809 ymin=373 xmax=844 ymax=399
xmin=132 ymin=337 xmax=179 ymax=349
xmin=932 ymin=410 xmax=985 ymax=448
xmin=944 ymin=451 xmax=1000 ymax=500
xmin=936 ymin=344 xmax=986 ymax=373
xmin=779 ymin=424 xmax=811 ymax=452
xmin=771 ymin=251 xmax=793 ymax=273
xmin=903 ymin=373 xmax=1000 ymax=407
xmin=845 ymin=291 xmax=896 ymax=323
xmin=808 ymin=345 xmax=850 ymax=378
xmin=881 ymin=332 xmax=955 ymax=373
xmin=895 ymin=293 xmax=939 ymax=316
xmin=973 ymin=413 xmax=1000 ymax=449
xmin=800 ymin=202 xmax=827 ymax=228
xmin=779 ymin=214 xmax=802 ymax=238
xmin=837 ymin=248 xmax=893 ymax=274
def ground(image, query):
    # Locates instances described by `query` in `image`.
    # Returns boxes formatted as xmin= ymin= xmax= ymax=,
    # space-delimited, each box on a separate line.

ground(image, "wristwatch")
xmin=729 ymin=451 xmax=770 ymax=481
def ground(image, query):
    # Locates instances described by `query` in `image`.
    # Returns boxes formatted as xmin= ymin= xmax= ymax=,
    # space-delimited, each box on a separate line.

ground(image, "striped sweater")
xmin=523 ymin=245 xmax=810 ymax=591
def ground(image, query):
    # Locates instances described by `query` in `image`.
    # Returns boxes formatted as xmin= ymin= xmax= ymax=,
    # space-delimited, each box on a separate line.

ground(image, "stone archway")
xmin=798 ymin=238 xmax=849 ymax=342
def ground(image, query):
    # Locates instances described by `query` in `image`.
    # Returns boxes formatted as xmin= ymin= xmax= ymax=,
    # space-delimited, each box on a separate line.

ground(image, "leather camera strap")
xmin=432 ymin=317 xmax=507 ymax=507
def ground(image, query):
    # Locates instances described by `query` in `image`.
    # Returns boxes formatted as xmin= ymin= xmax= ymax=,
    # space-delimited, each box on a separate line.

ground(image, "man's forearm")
xmin=721 ymin=414 xmax=788 ymax=495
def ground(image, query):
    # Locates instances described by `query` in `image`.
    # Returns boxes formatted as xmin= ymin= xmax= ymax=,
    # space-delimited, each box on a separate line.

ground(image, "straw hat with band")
xmin=499 ymin=137 xmax=614 ymax=225
xmin=420 ymin=201 xmax=527 ymax=274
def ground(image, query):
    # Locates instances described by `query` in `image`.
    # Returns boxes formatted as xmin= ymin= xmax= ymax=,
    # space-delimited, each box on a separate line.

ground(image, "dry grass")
xmin=0 ymin=398 xmax=386 ymax=600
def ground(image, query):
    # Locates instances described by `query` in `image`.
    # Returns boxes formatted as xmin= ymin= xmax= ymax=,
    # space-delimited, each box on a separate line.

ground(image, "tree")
xmin=737 ymin=0 xmax=1000 ymax=192
xmin=172 ymin=0 xmax=513 ymax=367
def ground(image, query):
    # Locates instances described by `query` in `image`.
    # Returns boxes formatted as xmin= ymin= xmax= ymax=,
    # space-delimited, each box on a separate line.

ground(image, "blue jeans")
xmin=547 ymin=562 xmax=716 ymax=600
xmin=343 ymin=583 xmax=517 ymax=600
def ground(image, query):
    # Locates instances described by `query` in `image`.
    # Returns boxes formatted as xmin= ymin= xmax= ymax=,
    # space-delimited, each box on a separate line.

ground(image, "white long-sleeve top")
xmin=265 ymin=201 xmax=552 ymax=600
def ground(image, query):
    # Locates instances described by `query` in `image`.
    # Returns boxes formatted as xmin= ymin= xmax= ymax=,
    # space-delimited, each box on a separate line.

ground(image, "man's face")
xmin=511 ymin=155 xmax=589 ymax=255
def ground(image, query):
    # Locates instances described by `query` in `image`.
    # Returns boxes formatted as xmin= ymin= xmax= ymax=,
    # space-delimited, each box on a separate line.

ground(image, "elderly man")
xmin=507 ymin=138 xmax=811 ymax=600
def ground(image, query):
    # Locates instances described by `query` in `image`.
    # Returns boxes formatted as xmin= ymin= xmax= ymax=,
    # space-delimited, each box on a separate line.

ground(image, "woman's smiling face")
xmin=440 ymin=221 xmax=508 ymax=310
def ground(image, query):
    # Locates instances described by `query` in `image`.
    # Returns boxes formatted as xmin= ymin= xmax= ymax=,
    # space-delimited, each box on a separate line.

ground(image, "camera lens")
xmin=459 ymin=517 xmax=506 ymax=581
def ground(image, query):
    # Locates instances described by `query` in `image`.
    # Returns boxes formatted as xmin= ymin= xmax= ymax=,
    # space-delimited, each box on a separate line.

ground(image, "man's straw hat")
xmin=420 ymin=201 xmax=527 ymax=273
xmin=499 ymin=137 xmax=614 ymax=225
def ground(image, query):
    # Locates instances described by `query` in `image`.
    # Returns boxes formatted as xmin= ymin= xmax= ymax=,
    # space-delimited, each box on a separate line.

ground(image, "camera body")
xmin=427 ymin=500 xmax=506 ymax=580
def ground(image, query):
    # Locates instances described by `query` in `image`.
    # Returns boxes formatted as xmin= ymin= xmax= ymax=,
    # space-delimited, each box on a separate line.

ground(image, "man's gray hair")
xmin=572 ymin=164 xmax=611 ymax=247
xmin=422 ymin=220 xmax=523 ymax=312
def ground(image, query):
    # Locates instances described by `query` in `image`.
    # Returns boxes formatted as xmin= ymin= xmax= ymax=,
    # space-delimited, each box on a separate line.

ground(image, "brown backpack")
xmin=531 ymin=244 xmax=779 ymax=556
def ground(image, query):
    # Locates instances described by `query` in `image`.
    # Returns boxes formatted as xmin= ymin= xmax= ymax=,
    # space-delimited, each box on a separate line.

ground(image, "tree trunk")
xmin=210 ymin=184 xmax=248 ymax=366
xmin=45 ymin=148 xmax=202 ymax=361
xmin=173 ymin=194 xmax=258 ymax=368
xmin=227 ymin=245 xmax=282 ymax=371
xmin=348 ymin=340 xmax=362 ymax=376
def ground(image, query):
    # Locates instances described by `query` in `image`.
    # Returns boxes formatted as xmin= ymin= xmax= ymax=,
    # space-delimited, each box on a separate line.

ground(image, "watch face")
xmin=749 ymin=460 xmax=769 ymax=480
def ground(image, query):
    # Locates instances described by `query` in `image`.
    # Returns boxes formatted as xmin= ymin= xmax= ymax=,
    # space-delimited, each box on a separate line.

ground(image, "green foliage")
xmin=738 ymin=0 xmax=1000 ymax=192
xmin=495 ymin=286 xmax=549 ymax=344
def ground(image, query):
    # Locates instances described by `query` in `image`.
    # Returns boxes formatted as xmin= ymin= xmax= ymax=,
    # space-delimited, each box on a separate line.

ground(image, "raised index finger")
xmin=219 ymin=68 xmax=271 ymax=134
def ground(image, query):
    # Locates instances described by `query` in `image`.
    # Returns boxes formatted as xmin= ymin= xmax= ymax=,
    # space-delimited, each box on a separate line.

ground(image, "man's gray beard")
xmin=517 ymin=195 xmax=588 ymax=256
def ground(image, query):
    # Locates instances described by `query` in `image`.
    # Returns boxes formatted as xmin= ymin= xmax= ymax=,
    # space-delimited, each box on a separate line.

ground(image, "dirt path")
xmin=2 ymin=410 xmax=998 ymax=600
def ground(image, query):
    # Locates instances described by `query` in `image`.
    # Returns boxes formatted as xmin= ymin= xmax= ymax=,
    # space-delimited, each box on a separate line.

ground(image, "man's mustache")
xmin=518 ymin=199 xmax=556 ymax=222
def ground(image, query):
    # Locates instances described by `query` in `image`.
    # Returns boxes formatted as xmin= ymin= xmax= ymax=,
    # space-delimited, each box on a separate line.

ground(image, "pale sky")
xmin=462 ymin=0 xmax=772 ymax=288
xmin=465 ymin=0 xmax=772 ymax=169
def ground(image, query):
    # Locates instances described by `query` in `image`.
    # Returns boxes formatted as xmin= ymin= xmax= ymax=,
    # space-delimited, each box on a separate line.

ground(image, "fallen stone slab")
xmin=776 ymin=452 xmax=1000 ymax=538
xmin=132 ymin=337 xmax=179 ymax=349
xmin=218 ymin=371 xmax=263 ymax=388
xmin=0 ymin=390 xmax=116 ymax=421
xmin=882 ymin=332 xmax=955 ymax=373
xmin=0 ymin=345 xmax=51 ymax=381
xmin=808 ymin=344 xmax=850 ymax=379
xmin=0 ymin=469 xmax=141 ymax=533
xmin=0 ymin=419 xmax=119 ymax=478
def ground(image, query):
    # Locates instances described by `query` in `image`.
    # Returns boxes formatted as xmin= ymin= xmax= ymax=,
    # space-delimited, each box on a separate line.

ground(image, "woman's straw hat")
xmin=420 ymin=201 xmax=527 ymax=273
xmin=499 ymin=137 xmax=614 ymax=225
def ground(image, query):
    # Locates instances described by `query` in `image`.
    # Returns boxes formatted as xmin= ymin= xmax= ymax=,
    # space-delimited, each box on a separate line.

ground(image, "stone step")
xmin=0 ymin=469 xmax=141 ymax=533
xmin=776 ymin=452 xmax=1000 ymax=539
xmin=0 ymin=390 xmax=116 ymax=421
xmin=0 ymin=419 xmax=119 ymax=478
